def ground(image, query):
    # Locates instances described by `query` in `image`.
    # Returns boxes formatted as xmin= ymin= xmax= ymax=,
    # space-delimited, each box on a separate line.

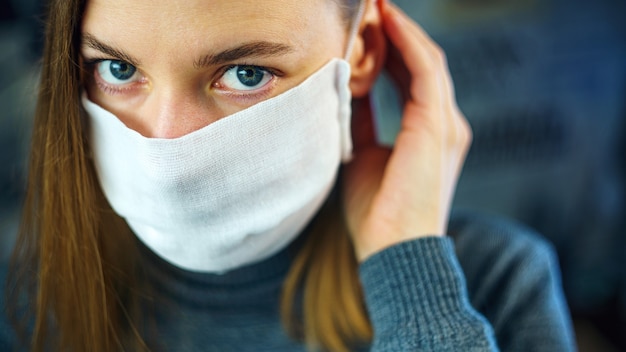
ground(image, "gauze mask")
xmin=82 ymin=59 xmax=351 ymax=272
xmin=83 ymin=3 xmax=365 ymax=273
xmin=84 ymin=60 xmax=351 ymax=273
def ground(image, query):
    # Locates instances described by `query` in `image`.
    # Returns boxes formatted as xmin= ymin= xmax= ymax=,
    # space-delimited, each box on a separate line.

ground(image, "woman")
xmin=1 ymin=0 xmax=576 ymax=350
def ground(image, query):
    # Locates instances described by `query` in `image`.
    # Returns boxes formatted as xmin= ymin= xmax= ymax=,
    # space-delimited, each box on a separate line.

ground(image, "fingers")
xmin=380 ymin=2 xmax=469 ymax=148
xmin=383 ymin=43 xmax=412 ymax=104
xmin=343 ymin=2 xmax=474 ymax=253
xmin=383 ymin=2 xmax=443 ymax=65
xmin=381 ymin=3 xmax=445 ymax=106
xmin=379 ymin=1 xmax=473 ymax=201
xmin=381 ymin=2 xmax=461 ymax=114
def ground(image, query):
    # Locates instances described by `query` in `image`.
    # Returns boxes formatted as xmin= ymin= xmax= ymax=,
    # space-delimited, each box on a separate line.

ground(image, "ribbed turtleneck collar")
xmin=135 ymin=231 xmax=307 ymax=308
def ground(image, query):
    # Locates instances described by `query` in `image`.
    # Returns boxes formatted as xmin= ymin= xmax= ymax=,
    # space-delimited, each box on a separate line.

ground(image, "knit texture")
xmin=0 ymin=212 xmax=576 ymax=351
xmin=360 ymin=238 xmax=497 ymax=351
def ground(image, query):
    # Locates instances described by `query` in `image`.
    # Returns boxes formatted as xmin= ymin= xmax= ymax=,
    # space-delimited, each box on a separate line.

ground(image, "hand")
xmin=342 ymin=1 xmax=472 ymax=262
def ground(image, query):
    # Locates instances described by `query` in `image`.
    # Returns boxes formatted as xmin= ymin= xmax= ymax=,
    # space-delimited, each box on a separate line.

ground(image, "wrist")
xmin=353 ymin=216 xmax=446 ymax=262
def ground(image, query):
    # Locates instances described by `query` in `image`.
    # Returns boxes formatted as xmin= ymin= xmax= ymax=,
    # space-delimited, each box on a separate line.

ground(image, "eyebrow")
xmin=82 ymin=33 xmax=142 ymax=67
xmin=193 ymin=41 xmax=294 ymax=68
xmin=81 ymin=33 xmax=294 ymax=69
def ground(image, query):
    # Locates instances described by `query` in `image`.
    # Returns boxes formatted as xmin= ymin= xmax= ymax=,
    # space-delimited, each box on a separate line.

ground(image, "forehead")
xmin=81 ymin=0 xmax=344 ymax=59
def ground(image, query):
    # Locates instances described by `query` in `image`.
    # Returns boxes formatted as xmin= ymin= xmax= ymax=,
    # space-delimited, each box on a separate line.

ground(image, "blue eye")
xmin=221 ymin=65 xmax=273 ymax=91
xmin=97 ymin=60 xmax=140 ymax=85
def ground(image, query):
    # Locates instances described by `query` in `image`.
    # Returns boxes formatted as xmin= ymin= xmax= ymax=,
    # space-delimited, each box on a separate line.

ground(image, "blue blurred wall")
xmin=0 ymin=0 xmax=41 ymax=260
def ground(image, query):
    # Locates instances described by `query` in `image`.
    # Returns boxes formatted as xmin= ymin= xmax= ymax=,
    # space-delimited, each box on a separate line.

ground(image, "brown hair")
xmin=7 ymin=0 xmax=371 ymax=351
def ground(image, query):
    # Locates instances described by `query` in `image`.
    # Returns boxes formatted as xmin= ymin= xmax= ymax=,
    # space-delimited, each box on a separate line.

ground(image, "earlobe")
xmin=348 ymin=0 xmax=386 ymax=98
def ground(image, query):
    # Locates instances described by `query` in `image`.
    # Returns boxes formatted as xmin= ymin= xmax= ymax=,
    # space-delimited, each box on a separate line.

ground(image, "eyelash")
xmin=83 ymin=59 xmax=143 ymax=95
xmin=82 ymin=58 xmax=282 ymax=102
xmin=213 ymin=64 xmax=280 ymax=102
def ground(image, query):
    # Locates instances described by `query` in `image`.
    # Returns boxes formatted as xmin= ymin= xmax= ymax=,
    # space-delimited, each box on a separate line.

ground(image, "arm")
xmin=344 ymin=3 xmax=491 ymax=349
xmin=451 ymin=213 xmax=577 ymax=352
xmin=343 ymin=2 xmax=575 ymax=351
xmin=359 ymin=214 xmax=577 ymax=352
xmin=360 ymin=237 xmax=499 ymax=352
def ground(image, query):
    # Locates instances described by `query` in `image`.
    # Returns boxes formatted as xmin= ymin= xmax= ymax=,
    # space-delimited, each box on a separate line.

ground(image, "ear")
xmin=348 ymin=0 xmax=386 ymax=98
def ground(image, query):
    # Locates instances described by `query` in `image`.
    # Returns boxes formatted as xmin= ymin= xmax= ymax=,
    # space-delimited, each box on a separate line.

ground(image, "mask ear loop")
xmin=343 ymin=0 xmax=368 ymax=61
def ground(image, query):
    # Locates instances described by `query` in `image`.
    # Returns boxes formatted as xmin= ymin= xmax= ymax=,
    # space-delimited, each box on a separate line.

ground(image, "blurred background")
xmin=0 ymin=0 xmax=624 ymax=350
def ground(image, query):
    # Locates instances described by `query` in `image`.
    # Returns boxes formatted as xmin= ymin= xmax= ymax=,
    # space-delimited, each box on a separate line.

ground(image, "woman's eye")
xmin=96 ymin=60 xmax=140 ymax=85
xmin=219 ymin=65 xmax=273 ymax=91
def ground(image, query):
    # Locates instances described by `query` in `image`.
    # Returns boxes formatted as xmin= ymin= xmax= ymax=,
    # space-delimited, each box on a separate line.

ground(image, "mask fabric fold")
xmin=83 ymin=0 xmax=365 ymax=273
xmin=83 ymin=58 xmax=353 ymax=273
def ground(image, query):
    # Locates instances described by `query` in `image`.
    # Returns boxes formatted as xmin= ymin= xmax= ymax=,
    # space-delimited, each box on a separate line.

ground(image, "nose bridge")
xmin=145 ymin=87 xmax=216 ymax=139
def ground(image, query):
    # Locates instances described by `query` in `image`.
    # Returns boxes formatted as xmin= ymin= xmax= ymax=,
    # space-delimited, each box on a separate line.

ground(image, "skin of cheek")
xmin=81 ymin=0 xmax=348 ymax=137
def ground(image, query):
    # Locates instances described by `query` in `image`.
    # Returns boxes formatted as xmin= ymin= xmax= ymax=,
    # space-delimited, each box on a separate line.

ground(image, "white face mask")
xmin=84 ymin=1 xmax=365 ymax=273
xmin=83 ymin=58 xmax=353 ymax=273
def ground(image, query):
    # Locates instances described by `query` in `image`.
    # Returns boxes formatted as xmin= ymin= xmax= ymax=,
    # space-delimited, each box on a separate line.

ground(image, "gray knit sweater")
xmin=0 ymin=212 xmax=576 ymax=351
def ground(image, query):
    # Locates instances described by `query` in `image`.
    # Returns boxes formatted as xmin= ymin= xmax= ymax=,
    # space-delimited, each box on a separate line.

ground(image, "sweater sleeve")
xmin=359 ymin=213 xmax=577 ymax=352
xmin=359 ymin=237 xmax=499 ymax=351
xmin=449 ymin=212 xmax=576 ymax=352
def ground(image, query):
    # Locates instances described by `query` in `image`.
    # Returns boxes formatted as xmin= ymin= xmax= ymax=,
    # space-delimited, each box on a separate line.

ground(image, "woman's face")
xmin=81 ymin=0 xmax=349 ymax=138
